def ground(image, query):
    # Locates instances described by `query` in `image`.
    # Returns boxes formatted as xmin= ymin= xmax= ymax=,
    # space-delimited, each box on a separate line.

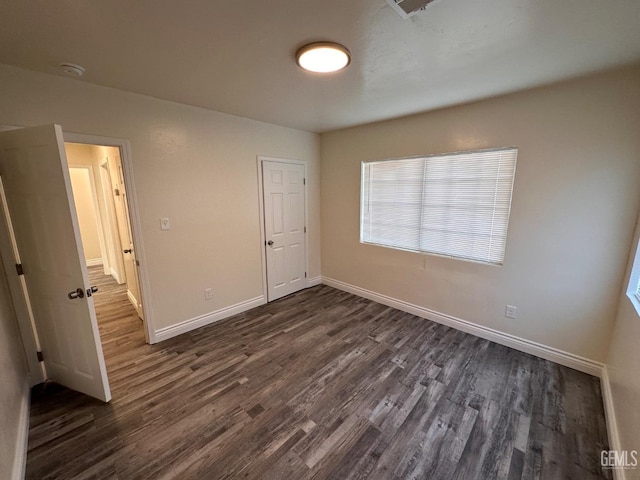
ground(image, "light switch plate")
xmin=160 ymin=217 xmax=170 ymax=231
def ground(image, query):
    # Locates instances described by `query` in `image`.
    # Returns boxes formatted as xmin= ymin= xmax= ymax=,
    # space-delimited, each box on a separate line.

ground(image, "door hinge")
xmin=304 ymin=226 xmax=307 ymax=233
xmin=305 ymin=272 xmax=307 ymax=278
xmin=303 ymin=178 xmax=306 ymax=185
xmin=36 ymin=351 xmax=44 ymax=362
xmin=16 ymin=263 xmax=24 ymax=276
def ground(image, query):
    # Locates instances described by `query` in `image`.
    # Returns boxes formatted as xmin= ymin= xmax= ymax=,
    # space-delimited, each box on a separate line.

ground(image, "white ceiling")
xmin=1 ymin=0 xmax=639 ymax=133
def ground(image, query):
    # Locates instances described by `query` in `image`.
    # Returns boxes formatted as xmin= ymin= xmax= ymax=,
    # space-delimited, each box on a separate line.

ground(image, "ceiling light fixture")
xmin=295 ymin=42 xmax=351 ymax=73
xmin=60 ymin=63 xmax=85 ymax=77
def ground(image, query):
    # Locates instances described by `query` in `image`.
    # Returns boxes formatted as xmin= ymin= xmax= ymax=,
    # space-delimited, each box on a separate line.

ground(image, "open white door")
xmin=262 ymin=160 xmax=307 ymax=301
xmin=111 ymin=150 xmax=143 ymax=319
xmin=0 ymin=125 xmax=111 ymax=402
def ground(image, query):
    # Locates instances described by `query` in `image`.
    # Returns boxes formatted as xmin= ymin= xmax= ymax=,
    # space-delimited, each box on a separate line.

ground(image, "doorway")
xmin=258 ymin=157 xmax=309 ymax=302
xmin=65 ymin=141 xmax=146 ymax=340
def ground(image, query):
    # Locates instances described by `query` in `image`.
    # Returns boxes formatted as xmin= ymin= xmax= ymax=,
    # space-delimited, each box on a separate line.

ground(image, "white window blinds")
xmin=361 ymin=147 xmax=517 ymax=265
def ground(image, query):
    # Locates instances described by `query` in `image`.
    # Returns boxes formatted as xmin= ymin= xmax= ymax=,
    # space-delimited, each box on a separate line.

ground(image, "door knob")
xmin=86 ymin=286 xmax=99 ymax=297
xmin=267 ymin=240 xmax=274 ymax=246
xmin=68 ymin=288 xmax=85 ymax=300
xmin=123 ymin=249 xmax=132 ymax=254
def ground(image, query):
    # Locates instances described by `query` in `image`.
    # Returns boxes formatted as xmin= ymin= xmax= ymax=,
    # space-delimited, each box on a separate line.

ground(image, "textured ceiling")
xmin=1 ymin=0 xmax=639 ymax=133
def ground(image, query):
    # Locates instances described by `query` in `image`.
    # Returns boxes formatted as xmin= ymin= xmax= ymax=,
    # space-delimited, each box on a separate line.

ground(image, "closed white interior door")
xmin=263 ymin=160 xmax=307 ymax=301
xmin=0 ymin=125 xmax=111 ymax=402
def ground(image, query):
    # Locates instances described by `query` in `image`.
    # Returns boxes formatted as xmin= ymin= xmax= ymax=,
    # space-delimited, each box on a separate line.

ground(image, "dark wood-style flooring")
xmin=26 ymin=268 xmax=611 ymax=479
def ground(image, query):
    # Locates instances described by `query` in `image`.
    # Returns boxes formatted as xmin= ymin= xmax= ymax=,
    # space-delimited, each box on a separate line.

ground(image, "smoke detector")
xmin=60 ymin=63 xmax=85 ymax=77
xmin=386 ymin=0 xmax=441 ymax=18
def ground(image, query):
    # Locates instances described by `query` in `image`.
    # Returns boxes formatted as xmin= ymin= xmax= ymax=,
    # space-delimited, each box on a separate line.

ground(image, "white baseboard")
xmin=109 ymin=267 xmax=124 ymax=285
xmin=126 ymin=290 xmax=138 ymax=310
xmin=86 ymin=258 xmax=103 ymax=267
xmin=322 ymin=276 xmax=604 ymax=377
xmin=307 ymin=275 xmax=322 ymax=287
xmin=12 ymin=377 xmax=31 ymax=480
xmin=126 ymin=290 xmax=146 ymax=321
xmin=154 ymin=295 xmax=266 ymax=342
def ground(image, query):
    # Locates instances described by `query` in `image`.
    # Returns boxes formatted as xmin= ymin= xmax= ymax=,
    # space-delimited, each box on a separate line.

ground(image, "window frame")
xmin=626 ymin=236 xmax=640 ymax=315
xmin=359 ymin=147 xmax=517 ymax=266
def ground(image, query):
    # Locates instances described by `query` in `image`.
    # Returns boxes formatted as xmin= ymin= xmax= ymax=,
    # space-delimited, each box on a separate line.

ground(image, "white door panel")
xmin=271 ymin=193 xmax=284 ymax=235
xmin=263 ymin=161 xmax=307 ymax=301
xmin=0 ymin=125 xmax=111 ymax=402
xmin=273 ymin=246 xmax=286 ymax=288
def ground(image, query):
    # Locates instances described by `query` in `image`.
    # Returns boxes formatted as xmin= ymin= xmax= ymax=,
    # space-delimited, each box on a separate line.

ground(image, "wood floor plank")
xmin=25 ymin=267 xmax=612 ymax=479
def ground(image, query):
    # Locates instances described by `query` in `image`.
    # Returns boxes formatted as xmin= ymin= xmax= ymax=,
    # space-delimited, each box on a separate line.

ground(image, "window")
xmin=360 ymin=147 xmax=517 ymax=265
xmin=626 ymin=238 xmax=640 ymax=315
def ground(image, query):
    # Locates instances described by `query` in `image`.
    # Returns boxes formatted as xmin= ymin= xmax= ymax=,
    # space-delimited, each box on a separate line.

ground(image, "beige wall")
xmin=321 ymin=65 xmax=640 ymax=362
xmin=65 ymin=143 xmax=96 ymax=167
xmin=69 ymin=167 xmax=102 ymax=262
xmin=607 ymin=214 xmax=640 ymax=475
xmin=0 ymin=63 xmax=320 ymax=332
xmin=0 ymin=233 xmax=29 ymax=479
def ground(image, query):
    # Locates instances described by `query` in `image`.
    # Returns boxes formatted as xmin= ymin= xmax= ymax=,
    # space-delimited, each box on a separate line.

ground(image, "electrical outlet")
xmin=204 ymin=288 xmax=213 ymax=300
xmin=505 ymin=305 xmax=517 ymax=319
xmin=160 ymin=217 xmax=171 ymax=231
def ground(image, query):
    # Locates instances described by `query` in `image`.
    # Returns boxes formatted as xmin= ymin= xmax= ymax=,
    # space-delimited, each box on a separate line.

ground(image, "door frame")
xmin=64 ymin=132 xmax=155 ymax=343
xmin=256 ymin=156 xmax=310 ymax=302
xmin=0 ymin=124 xmax=45 ymax=386
xmin=0 ymin=176 xmax=46 ymax=386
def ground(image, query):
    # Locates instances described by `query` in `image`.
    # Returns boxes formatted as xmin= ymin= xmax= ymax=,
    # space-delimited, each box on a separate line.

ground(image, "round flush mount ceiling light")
xmin=295 ymin=42 xmax=351 ymax=73
xmin=60 ymin=63 xmax=85 ymax=77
